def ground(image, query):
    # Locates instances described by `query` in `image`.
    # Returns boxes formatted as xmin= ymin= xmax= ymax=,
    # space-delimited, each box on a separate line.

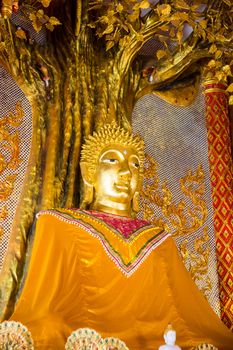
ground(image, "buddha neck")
xmin=91 ymin=200 xmax=132 ymax=218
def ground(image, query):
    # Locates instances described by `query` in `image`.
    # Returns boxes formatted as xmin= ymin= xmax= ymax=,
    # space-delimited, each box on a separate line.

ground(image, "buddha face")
xmin=91 ymin=144 xmax=141 ymax=216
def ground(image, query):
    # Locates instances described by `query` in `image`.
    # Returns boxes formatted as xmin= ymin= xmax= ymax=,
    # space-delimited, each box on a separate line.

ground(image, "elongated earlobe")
xmin=80 ymin=162 xmax=94 ymax=208
xmin=132 ymin=191 xmax=140 ymax=212
xmin=80 ymin=184 xmax=93 ymax=209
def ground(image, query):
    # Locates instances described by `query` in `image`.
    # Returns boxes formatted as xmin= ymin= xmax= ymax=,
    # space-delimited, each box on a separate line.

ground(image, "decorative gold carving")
xmin=0 ymin=206 xmax=7 ymax=237
xmin=141 ymin=154 xmax=211 ymax=294
xmin=179 ymin=227 xmax=212 ymax=296
xmin=0 ymin=174 xmax=17 ymax=200
xmin=141 ymin=154 xmax=208 ymax=236
xmin=0 ymin=101 xmax=24 ymax=238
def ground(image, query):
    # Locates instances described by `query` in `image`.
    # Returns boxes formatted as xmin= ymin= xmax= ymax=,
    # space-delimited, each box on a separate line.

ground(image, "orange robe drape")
xmin=10 ymin=209 xmax=233 ymax=349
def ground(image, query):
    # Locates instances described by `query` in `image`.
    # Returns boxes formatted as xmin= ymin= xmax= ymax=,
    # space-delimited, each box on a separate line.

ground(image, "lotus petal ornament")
xmin=0 ymin=321 xmax=34 ymax=349
xmin=65 ymin=328 xmax=105 ymax=350
xmin=65 ymin=328 xmax=129 ymax=350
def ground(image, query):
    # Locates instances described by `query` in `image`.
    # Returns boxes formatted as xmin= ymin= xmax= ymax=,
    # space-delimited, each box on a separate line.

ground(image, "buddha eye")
xmin=102 ymin=158 xmax=118 ymax=164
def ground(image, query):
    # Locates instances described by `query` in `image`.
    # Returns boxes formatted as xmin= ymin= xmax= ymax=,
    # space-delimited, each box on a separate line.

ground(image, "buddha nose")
xmin=119 ymin=163 xmax=131 ymax=180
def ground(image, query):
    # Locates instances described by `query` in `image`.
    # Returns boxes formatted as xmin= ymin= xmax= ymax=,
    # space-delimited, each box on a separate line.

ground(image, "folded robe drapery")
xmin=10 ymin=209 xmax=233 ymax=349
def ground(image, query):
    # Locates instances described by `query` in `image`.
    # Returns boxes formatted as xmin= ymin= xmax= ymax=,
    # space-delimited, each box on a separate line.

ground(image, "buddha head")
xmin=80 ymin=123 xmax=144 ymax=217
xmin=164 ymin=324 xmax=176 ymax=346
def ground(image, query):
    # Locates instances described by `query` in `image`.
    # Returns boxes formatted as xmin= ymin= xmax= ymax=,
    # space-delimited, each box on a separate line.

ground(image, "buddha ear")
xmin=80 ymin=162 xmax=94 ymax=208
xmin=132 ymin=191 xmax=140 ymax=213
xmin=80 ymin=162 xmax=92 ymax=185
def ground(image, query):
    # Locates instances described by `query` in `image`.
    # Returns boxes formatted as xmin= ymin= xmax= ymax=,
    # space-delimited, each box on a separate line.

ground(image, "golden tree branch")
xmin=116 ymin=18 xmax=165 ymax=80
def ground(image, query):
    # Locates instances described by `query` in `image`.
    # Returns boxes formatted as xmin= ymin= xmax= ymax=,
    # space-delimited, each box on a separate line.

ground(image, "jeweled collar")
xmin=37 ymin=208 xmax=169 ymax=276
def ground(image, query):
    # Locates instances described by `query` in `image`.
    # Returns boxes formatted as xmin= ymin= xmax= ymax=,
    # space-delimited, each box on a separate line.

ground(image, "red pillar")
xmin=203 ymin=80 xmax=233 ymax=330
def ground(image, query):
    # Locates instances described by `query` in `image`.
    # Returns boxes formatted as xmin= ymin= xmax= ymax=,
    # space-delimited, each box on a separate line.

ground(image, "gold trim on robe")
xmin=36 ymin=209 xmax=167 ymax=276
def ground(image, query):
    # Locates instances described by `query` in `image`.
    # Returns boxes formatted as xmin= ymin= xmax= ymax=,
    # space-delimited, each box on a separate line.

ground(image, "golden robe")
xmin=10 ymin=209 xmax=233 ymax=349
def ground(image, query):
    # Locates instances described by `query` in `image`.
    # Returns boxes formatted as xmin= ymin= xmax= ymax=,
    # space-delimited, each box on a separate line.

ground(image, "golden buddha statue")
xmin=8 ymin=124 xmax=233 ymax=349
xmin=80 ymin=123 xmax=144 ymax=217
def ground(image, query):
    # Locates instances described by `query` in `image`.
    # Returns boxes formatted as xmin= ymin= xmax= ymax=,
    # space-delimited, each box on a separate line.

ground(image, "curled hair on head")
xmin=80 ymin=122 xmax=145 ymax=183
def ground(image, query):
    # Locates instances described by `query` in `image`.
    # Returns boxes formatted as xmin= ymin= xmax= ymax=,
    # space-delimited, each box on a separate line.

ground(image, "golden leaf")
xmin=199 ymin=20 xmax=207 ymax=29
xmin=209 ymin=44 xmax=217 ymax=54
xmin=215 ymin=34 xmax=227 ymax=43
xmin=175 ymin=0 xmax=190 ymax=10
xmin=116 ymin=3 xmax=123 ymax=13
xmin=207 ymin=59 xmax=216 ymax=68
xmin=171 ymin=12 xmax=188 ymax=22
xmin=215 ymin=71 xmax=225 ymax=82
xmin=156 ymin=49 xmax=167 ymax=60
xmin=106 ymin=40 xmax=115 ymax=51
xmin=119 ymin=36 xmax=130 ymax=47
xmin=207 ymin=32 xmax=215 ymax=43
xmin=107 ymin=10 xmax=115 ymax=18
xmin=178 ymin=12 xmax=189 ymax=21
xmin=226 ymin=83 xmax=233 ymax=93
xmin=157 ymin=4 xmax=171 ymax=17
xmin=49 ymin=16 xmax=61 ymax=26
xmin=222 ymin=65 xmax=232 ymax=76
xmin=15 ymin=28 xmax=27 ymax=40
xmin=102 ymin=24 xmax=114 ymax=35
xmin=229 ymin=95 xmax=233 ymax=105
xmin=34 ymin=22 xmax=42 ymax=32
xmin=132 ymin=2 xmax=141 ymax=11
xmin=39 ymin=0 xmax=51 ymax=7
xmin=191 ymin=4 xmax=201 ymax=11
xmin=215 ymin=50 xmax=222 ymax=59
xmin=99 ymin=15 xmax=109 ymax=24
xmin=128 ymin=10 xmax=140 ymax=23
xmin=29 ymin=13 xmax=36 ymax=21
xmin=200 ymin=29 xmax=206 ymax=40
xmin=139 ymin=0 xmax=150 ymax=9
xmin=37 ymin=9 xmax=44 ymax=18
xmin=171 ymin=20 xmax=180 ymax=28
xmin=29 ymin=12 xmax=42 ymax=32
xmin=45 ymin=23 xmax=54 ymax=31
xmin=160 ymin=25 xmax=169 ymax=32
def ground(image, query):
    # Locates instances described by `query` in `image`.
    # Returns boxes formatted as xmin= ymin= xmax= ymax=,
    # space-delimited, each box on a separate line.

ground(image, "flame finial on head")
xmin=164 ymin=324 xmax=175 ymax=335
